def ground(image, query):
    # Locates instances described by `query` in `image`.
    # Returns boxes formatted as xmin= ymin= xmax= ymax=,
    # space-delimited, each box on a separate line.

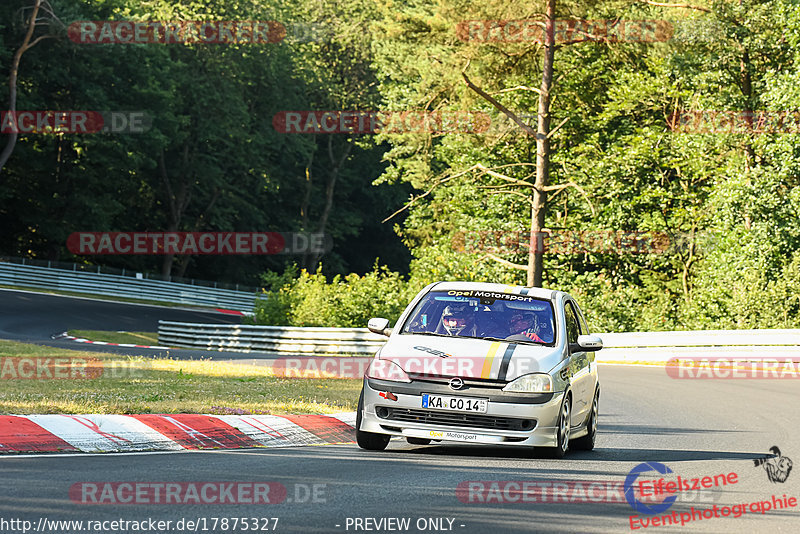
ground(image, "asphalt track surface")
xmin=1 ymin=289 xmax=798 ymax=533
xmin=0 ymin=366 xmax=798 ymax=533
xmin=0 ymin=288 xmax=271 ymax=360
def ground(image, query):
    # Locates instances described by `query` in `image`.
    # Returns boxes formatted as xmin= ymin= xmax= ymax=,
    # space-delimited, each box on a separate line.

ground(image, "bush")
xmin=254 ymin=264 xmax=412 ymax=327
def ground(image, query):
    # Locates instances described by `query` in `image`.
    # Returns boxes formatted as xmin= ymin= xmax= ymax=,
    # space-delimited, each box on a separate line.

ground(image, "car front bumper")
xmin=359 ymin=378 xmax=565 ymax=447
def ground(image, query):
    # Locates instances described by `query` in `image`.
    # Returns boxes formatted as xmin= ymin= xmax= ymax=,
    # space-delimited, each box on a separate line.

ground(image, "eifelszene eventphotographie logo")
xmin=624 ymin=462 xmax=677 ymax=515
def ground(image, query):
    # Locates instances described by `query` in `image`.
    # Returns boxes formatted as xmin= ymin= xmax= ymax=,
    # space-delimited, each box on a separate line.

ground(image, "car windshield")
xmin=401 ymin=290 xmax=556 ymax=344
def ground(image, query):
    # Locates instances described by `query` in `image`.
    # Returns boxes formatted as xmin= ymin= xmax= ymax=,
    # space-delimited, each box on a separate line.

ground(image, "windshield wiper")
xmin=405 ymin=331 xmax=452 ymax=338
xmin=477 ymin=335 xmax=548 ymax=345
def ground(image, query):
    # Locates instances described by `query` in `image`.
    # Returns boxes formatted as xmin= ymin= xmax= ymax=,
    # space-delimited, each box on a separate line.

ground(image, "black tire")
xmin=356 ymin=389 xmax=390 ymax=451
xmin=546 ymin=394 xmax=571 ymax=459
xmin=406 ymin=437 xmax=431 ymax=445
xmin=572 ymin=389 xmax=598 ymax=451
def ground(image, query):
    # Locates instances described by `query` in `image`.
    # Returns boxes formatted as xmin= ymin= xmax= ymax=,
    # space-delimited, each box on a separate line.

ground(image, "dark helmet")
xmin=510 ymin=311 xmax=535 ymax=333
xmin=442 ymin=304 xmax=473 ymax=335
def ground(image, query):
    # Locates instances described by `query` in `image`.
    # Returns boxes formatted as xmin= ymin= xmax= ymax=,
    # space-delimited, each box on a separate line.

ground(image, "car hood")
xmin=378 ymin=333 xmax=564 ymax=382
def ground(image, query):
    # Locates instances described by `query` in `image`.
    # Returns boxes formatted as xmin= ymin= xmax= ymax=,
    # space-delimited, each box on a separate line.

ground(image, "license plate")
xmin=421 ymin=394 xmax=488 ymax=413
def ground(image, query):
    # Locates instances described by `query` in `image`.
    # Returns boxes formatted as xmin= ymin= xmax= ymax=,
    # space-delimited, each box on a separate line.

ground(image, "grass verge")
xmin=0 ymin=340 xmax=360 ymax=415
xmin=68 ymin=330 xmax=160 ymax=345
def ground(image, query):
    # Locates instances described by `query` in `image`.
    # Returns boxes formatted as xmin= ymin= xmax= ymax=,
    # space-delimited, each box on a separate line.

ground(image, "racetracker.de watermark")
xmin=69 ymin=482 xmax=325 ymax=504
xmin=455 ymin=480 xmax=719 ymax=504
xmin=68 ymin=21 xmax=284 ymax=44
xmin=1 ymin=111 xmax=150 ymax=134
xmin=0 ymin=517 xmax=280 ymax=533
xmin=451 ymin=229 xmax=714 ymax=256
xmin=272 ymin=357 xmax=373 ymax=379
xmin=68 ymin=20 xmax=331 ymax=44
xmin=272 ymin=111 xmax=491 ymax=134
xmin=0 ymin=357 xmax=146 ymax=379
xmin=668 ymin=110 xmax=800 ymax=134
xmin=67 ymin=232 xmax=332 ymax=255
xmin=271 ymin=355 xmax=547 ymax=380
xmin=666 ymin=357 xmax=800 ymax=379
xmin=456 ymin=19 xmax=673 ymax=43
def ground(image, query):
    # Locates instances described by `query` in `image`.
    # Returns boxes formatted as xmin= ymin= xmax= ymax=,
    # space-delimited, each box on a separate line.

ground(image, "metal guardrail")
xmin=598 ymin=330 xmax=800 ymax=362
xmin=158 ymin=321 xmax=386 ymax=354
xmin=0 ymin=261 xmax=260 ymax=312
xmin=157 ymin=322 xmax=800 ymax=359
xmin=0 ymin=255 xmax=258 ymax=292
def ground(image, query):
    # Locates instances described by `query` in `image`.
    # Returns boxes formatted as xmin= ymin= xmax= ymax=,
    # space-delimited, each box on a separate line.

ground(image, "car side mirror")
xmin=569 ymin=334 xmax=603 ymax=353
xmin=367 ymin=317 xmax=392 ymax=337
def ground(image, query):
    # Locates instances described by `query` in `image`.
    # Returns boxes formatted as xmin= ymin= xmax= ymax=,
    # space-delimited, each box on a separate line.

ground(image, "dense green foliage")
xmin=3 ymin=0 xmax=799 ymax=331
xmin=0 ymin=0 xmax=411 ymax=283
xmin=253 ymin=264 xmax=417 ymax=327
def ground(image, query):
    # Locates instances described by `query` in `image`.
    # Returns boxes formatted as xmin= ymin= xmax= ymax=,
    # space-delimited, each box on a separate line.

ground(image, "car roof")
xmin=428 ymin=281 xmax=559 ymax=301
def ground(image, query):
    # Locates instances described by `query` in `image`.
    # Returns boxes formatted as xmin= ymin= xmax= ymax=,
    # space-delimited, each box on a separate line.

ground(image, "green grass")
xmin=68 ymin=330 xmax=160 ymax=345
xmin=0 ymin=340 xmax=360 ymax=415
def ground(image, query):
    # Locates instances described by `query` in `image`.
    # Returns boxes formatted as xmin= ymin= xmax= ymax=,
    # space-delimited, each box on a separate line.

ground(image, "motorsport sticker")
xmin=403 ymin=429 xmax=502 ymax=443
xmin=446 ymin=290 xmax=537 ymax=302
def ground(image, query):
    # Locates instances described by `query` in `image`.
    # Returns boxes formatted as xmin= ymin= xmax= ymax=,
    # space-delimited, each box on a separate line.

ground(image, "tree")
xmin=460 ymin=0 xmax=557 ymax=287
xmin=0 ymin=0 xmax=62 ymax=174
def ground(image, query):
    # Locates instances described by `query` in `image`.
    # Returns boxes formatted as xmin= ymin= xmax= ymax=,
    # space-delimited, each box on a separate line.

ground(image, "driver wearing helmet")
xmin=440 ymin=304 xmax=477 ymax=337
xmin=509 ymin=311 xmax=545 ymax=343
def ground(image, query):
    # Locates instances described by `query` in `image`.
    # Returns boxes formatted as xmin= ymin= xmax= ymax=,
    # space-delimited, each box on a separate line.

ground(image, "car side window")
xmin=573 ymin=302 xmax=589 ymax=335
xmin=565 ymin=302 xmax=580 ymax=344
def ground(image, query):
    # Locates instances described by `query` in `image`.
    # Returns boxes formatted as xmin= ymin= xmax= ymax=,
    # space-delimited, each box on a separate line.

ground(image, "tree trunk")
xmin=159 ymin=146 xmax=192 ymax=277
xmin=306 ymin=137 xmax=353 ymax=268
xmin=0 ymin=0 xmax=43 ymax=175
xmin=299 ymin=154 xmax=314 ymax=270
xmin=528 ymin=0 xmax=556 ymax=287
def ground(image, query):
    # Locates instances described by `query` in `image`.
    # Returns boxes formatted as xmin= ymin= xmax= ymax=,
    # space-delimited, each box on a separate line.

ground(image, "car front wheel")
xmin=356 ymin=389 xmax=390 ymax=451
xmin=547 ymin=395 xmax=571 ymax=459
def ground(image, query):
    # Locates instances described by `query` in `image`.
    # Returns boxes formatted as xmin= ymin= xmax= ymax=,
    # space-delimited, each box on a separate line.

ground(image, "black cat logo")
xmin=754 ymin=446 xmax=793 ymax=483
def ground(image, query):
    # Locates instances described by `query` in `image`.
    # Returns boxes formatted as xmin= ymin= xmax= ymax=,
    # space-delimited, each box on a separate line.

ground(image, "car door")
xmin=573 ymin=301 xmax=598 ymax=400
xmin=564 ymin=301 xmax=590 ymax=425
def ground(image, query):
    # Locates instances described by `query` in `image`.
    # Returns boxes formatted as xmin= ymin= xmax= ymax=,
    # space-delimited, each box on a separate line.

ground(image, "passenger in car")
xmin=509 ymin=312 xmax=545 ymax=343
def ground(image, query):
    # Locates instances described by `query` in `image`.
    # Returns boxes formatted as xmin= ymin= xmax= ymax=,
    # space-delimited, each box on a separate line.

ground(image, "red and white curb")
xmin=0 ymin=413 xmax=355 ymax=454
xmin=214 ymin=308 xmax=249 ymax=316
xmin=53 ymin=332 xmax=170 ymax=350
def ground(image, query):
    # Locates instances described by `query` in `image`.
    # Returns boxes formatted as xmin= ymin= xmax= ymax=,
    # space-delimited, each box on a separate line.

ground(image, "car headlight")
xmin=366 ymin=358 xmax=411 ymax=383
xmin=502 ymin=373 xmax=553 ymax=393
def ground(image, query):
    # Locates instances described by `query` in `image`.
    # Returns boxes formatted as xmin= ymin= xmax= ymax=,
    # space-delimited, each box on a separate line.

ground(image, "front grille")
xmin=407 ymin=374 xmax=508 ymax=389
xmin=380 ymin=407 xmax=535 ymax=431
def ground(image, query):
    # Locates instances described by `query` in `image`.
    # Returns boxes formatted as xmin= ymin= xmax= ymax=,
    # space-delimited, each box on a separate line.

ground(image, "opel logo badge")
xmin=449 ymin=377 xmax=464 ymax=391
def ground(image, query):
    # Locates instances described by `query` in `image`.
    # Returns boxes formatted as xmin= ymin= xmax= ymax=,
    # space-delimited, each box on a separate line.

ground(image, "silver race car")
xmin=356 ymin=281 xmax=602 ymax=458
